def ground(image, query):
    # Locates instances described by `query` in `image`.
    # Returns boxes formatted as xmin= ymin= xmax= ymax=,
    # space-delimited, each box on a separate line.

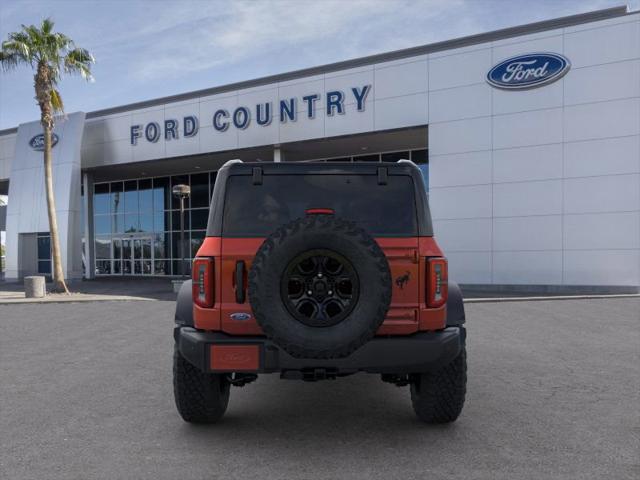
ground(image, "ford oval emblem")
xmin=230 ymin=312 xmax=251 ymax=321
xmin=29 ymin=133 xmax=59 ymax=151
xmin=487 ymin=53 xmax=570 ymax=90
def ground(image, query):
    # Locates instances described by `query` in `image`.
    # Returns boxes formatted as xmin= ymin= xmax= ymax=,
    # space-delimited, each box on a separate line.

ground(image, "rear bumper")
xmin=174 ymin=326 xmax=464 ymax=375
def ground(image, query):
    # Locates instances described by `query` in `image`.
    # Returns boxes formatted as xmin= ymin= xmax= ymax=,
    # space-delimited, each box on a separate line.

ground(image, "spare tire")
xmin=248 ymin=214 xmax=391 ymax=359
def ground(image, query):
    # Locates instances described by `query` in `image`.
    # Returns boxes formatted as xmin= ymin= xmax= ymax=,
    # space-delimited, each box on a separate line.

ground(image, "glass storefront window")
xmin=382 ymin=151 xmax=410 ymax=162
xmin=153 ymin=233 xmax=168 ymax=259
xmin=153 ymin=177 xmax=170 ymax=211
xmin=37 ymin=232 xmax=52 ymax=275
xmin=112 ymin=214 xmax=124 ymax=234
xmin=124 ymin=213 xmax=139 ymax=232
xmin=190 ymin=173 xmax=209 ymax=208
xmin=95 ymin=215 xmax=110 ymax=235
xmin=96 ymin=260 xmax=111 ymax=275
xmin=113 ymin=238 xmax=122 ymax=260
xmin=353 ymin=154 xmax=380 ymax=162
xmin=154 ymin=260 xmax=170 ymax=275
xmin=411 ymin=149 xmax=428 ymax=164
xmin=111 ymin=182 xmax=123 ymax=215
xmin=124 ymin=180 xmax=138 ymax=213
xmin=139 ymin=179 xmax=153 ymax=212
xmin=37 ymin=234 xmax=51 ymax=259
xmin=153 ymin=211 xmax=168 ymax=232
xmin=191 ymin=209 xmax=208 ymax=230
xmin=171 ymin=232 xmax=188 ymax=259
xmin=38 ymin=260 xmax=52 ymax=274
xmin=95 ymin=236 xmax=111 ymax=259
xmin=172 ymin=210 xmax=190 ymax=231
xmin=173 ymin=260 xmax=191 ymax=276
xmin=139 ymin=212 xmax=153 ymax=232
xmin=94 ymin=184 xmax=110 ymax=214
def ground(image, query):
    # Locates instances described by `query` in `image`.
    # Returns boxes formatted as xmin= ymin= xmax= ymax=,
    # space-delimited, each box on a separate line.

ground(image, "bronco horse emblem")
xmin=395 ymin=271 xmax=411 ymax=290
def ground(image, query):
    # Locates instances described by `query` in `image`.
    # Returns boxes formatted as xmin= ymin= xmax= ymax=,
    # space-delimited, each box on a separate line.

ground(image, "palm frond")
xmin=64 ymin=47 xmax=94 ymax=81
xmin=50 ymin=88 xmax=64 ymax=113
xmin=53 ymin=32 xmax=72 ymax=50
xmin=0 ymin=51 xmax=20 ymax=70
xmin=2 ymin=37 xmax=32 ymax=64
xmin=41 ymin=17 xmax=54 ymax=35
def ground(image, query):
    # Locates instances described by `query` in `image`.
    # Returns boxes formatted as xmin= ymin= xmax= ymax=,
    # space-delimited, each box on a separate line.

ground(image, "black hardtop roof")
xmin=207 ymin=160 xmax=433 ymax=237
xmin=222 ymin=160 xmax=421 ymax=175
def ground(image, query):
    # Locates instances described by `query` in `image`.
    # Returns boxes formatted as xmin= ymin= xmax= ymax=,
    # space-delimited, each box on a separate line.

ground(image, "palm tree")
xmin=0 ymin=18 xmax=94 ymax=293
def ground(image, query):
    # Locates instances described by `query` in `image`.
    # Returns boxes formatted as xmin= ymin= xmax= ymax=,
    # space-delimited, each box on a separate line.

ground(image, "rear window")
xmin=222 ymin=174 xmax=418 ymax=236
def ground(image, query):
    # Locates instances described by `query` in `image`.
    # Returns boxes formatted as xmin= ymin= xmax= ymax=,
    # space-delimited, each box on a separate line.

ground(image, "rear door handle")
xmin=235 ymin=261 xmax=246 ymax=304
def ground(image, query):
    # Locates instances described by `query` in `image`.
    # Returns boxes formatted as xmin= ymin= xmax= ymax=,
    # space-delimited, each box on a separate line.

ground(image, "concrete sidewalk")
xmin=0 ymin=277 xmax=177 ymax=303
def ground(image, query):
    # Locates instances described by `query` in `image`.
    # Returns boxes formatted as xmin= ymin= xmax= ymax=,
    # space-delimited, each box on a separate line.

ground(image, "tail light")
xmin=192 ymin=257 xmax=214 ymax=308
xmin=427 ymin=257 xmax=448 ymax=308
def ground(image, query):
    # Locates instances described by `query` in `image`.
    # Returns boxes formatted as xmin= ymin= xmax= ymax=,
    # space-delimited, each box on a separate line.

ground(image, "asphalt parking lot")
xmin=1 ymin=298 xmax=638 ymax=480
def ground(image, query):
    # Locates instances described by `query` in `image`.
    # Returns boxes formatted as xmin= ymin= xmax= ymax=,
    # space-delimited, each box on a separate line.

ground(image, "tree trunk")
xmin=43 ymin=122 xmax=69 ymax=293
xmin=35 ymin=63 xmax=69 ymax=293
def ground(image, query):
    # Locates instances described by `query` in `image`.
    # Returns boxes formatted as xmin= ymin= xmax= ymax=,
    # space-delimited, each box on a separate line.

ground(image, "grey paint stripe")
xmin=0 ymin=5 xmax=630 ymax=136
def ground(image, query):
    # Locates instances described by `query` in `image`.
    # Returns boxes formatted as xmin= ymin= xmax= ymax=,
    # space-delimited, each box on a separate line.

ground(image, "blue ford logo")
xmin=487 ymin=53 xmax=570 ymax=90
xmin=230 ymin=312 xmax=251 ymax=321
xmin=29 ymin=133 xmax=59 ymax=151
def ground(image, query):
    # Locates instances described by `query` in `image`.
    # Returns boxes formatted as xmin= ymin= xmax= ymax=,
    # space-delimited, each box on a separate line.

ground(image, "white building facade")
xmin=0 ymin=6 xmax=638 ymax=292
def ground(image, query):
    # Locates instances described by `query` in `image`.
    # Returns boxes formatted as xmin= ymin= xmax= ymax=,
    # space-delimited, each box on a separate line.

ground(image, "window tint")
xmin=222 ymin=174 xmax=418 ymax=236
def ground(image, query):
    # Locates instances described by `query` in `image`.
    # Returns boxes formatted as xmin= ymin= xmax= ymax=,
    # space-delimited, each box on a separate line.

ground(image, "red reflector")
xmin=210 ymin=345 xmax=260 ymax=371
xmin=427 ymin=257 xmax=448 ymax=308
xmin=305 ymin=208 xmax=335 ymax=215
xmin=192 ymin=257 xmax=214 ymax=308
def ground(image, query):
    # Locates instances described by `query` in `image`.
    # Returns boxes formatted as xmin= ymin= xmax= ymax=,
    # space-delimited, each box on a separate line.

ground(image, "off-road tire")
xmin=410 ymin=345 xmax=467 ymax=423
xmin=249 ymin=214 xmax=392 ymax=359
xmin=173 ymin=344 xmax=230 ymax=423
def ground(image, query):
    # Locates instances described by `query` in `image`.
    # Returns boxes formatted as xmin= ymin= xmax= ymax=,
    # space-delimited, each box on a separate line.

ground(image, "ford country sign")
xmin=487 ymin=53 xmax=570 ymax=90
xmin=29 ymin=133 xmax=59 ymax=151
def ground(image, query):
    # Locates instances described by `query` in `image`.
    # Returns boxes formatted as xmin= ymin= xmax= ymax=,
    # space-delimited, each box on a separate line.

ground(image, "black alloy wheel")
xmin=281 ymin=249 xmax=359 ymax=327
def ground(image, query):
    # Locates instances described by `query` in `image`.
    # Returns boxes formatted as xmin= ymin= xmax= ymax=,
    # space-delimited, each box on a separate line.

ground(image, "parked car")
xmin=173 ymin=160 xmax=466 ymax=423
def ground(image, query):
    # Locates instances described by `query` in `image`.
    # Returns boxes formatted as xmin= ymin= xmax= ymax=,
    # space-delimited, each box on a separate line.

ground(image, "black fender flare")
xmin=175 ymin=280 xmax=194 ymax=326
xmin=446 ymin=281 xmax=465 ymax=326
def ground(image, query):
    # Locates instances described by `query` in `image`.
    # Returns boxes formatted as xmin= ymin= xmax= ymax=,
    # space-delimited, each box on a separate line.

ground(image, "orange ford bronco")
xmin=174 ymin=160 xmax=466 ymax=423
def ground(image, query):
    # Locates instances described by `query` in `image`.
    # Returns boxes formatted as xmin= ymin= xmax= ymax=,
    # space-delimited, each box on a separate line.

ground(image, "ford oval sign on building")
xmin=29 ymin=133 xmax=59 ymax=151
xmin=487 ymin=53 xmax=570 ymax=90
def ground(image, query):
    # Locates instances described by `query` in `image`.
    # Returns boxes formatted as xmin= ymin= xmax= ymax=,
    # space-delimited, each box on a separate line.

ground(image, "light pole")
xmin=172 ymin=184 xmax=191 ymax=278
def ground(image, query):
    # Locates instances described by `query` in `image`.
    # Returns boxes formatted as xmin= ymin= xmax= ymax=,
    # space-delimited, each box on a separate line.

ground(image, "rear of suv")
xmin=174 ymin=160 xmax=466 ymax=424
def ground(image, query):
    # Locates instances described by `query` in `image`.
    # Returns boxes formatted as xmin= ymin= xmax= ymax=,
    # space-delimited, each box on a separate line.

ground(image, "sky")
xmin=0 ymin=0 xmax=636 ymax=130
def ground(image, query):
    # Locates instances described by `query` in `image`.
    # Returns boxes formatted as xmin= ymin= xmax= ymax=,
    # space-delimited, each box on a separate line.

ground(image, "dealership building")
xmin=0 ymin=5 xmax=639 ymax=292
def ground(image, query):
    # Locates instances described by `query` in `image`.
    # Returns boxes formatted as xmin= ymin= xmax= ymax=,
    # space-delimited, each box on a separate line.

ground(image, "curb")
xmin=0 ymin=295 xmax=158 ymax=305
xmin=464 ymin=293 xmax=640 ymax=303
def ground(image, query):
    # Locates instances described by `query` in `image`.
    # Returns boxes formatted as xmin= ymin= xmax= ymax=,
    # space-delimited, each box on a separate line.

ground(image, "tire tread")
xmin=173 ymin=345 xmax=230 ymax=423
xmin=410 ymin=347 xmax=467 ymax=423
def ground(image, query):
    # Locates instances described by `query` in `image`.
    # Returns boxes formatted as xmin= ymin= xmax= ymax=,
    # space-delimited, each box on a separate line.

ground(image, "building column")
xmin=83 ymin=172 xmax=95 ymax=279
xmin=274 ymin=146 xmax=282 ymax=163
